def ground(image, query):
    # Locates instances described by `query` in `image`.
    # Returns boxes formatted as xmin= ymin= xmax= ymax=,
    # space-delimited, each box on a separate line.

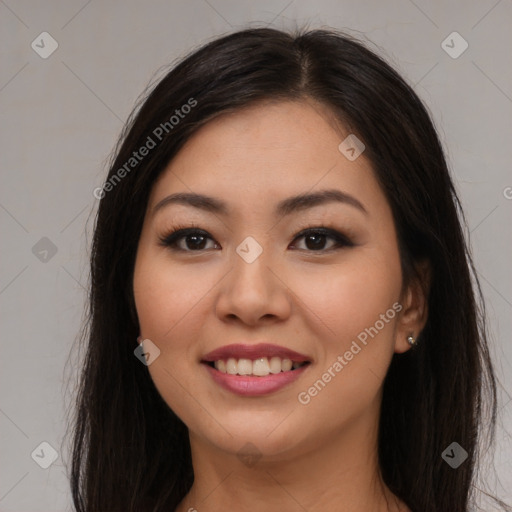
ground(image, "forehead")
xmin=148 ymin=99 xmax=386 ymax=219
xmin=170 ymin=99 xmax=348 ymax=174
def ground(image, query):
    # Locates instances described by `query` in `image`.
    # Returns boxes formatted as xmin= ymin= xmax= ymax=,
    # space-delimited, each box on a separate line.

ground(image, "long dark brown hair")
xmin=63 ymin=26 xmax=510 ymax=511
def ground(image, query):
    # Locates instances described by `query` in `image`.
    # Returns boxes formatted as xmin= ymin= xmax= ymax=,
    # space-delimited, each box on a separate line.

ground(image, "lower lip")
xmin=202 ymin=363 xmax=310 ymax=396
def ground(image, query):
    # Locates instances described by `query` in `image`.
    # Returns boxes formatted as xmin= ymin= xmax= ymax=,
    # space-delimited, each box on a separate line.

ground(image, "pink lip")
xmin=202 ymin=362 xmax=310 ymax=396
xmin=201 ymin=343 xmax=311 ymax=363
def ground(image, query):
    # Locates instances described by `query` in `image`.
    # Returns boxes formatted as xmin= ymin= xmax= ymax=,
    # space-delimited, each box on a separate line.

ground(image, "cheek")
xmin=133 ymin=250 xmax=214 ymax=343
xmin=290 ymin=251 xmax=402 ymax=416
xmin=286 ymin=250 xmax=402 ymax=344
xmin=133 ymin=251 xmax=217 ymax=426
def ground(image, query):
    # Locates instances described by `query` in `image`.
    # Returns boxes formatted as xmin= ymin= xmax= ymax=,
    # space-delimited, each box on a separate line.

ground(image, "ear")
xmin=394 ymin=259 xmax=431 ymax=354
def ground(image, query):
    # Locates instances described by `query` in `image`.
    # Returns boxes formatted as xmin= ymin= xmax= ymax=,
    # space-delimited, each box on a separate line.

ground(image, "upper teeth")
xmin=214 ymin=357 xmax=305 ymax=376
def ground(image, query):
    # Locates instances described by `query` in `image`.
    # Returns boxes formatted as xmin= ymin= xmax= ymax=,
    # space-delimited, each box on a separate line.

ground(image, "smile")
xmin=207 ymin=357 xmax=309 ymax=377
xmin=200 ymin=343 xmax=312 ymax=396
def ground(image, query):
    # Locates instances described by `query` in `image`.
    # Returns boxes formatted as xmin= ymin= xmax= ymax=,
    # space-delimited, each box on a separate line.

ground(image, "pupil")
xmin=188 ymin=235 xmax=206 ymax=250
xmin=306 ymin=234 xmax=325 ymax=250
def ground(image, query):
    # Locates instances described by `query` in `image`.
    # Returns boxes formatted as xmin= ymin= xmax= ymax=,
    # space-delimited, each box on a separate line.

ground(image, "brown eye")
xmin=290 ymin=228 xmax=354 ymax=252
xmin=160 ymin=229 xmax=218 ymax=251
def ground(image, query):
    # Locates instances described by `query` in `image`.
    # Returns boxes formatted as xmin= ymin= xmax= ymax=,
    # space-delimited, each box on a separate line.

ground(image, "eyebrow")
xmin=152 ymin=189 xmax=368 ymax=217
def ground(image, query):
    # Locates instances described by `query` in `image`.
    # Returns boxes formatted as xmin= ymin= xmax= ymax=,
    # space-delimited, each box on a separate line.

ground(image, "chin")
xmin=193 ymin=415 xmax=313 ymax=461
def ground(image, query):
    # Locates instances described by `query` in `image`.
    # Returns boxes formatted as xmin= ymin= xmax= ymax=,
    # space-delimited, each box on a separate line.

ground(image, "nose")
xmin=215 ymin=244 xmax=291 ymax=326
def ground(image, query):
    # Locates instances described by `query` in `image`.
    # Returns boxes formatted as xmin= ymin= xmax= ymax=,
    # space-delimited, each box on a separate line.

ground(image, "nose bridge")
xmin=215 ymin=232 xmax=290 ymax=324
xmin=230 ymin=233 xmax=274 ymax=291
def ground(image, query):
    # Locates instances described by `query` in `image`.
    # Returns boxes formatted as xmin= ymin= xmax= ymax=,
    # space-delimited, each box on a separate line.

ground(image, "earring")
xmin=407 ymin=335 xmax=416 ymax=346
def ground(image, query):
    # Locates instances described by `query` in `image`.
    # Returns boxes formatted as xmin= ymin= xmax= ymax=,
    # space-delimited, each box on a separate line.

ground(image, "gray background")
xmin=1 ymin=1 xmax=511 ymax=510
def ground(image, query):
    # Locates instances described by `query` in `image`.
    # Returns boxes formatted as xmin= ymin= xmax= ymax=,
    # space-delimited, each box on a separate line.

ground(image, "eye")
xmin=290 ymin=227 xmax=354 ymax=252
xmin=159 ymin=227 xmax=219 ymax=252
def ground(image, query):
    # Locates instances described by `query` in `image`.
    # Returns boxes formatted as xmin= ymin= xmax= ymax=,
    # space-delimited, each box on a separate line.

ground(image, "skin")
xmin=133 ymin=98 xmax=429 ymax=512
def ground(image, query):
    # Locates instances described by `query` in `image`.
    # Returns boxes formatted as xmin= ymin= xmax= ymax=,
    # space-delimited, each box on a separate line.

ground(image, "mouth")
xmin=202 ymin=357 xmax=311 ymax=377
xmin=200 ymin=343 xmax=312 ymax=396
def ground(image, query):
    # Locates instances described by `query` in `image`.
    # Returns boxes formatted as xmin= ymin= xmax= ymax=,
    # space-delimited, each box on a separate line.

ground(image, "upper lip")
xmin=201 ymin=343 xmax=311 ymax=363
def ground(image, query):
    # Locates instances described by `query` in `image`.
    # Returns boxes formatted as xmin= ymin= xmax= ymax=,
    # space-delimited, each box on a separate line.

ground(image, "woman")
xmin=66 ymin=27 xmax=510 ymax=511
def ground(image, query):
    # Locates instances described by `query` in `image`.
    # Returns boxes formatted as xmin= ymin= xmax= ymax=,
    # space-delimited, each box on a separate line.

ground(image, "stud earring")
xmin=407 ymin=335 xmax=416 ymax=346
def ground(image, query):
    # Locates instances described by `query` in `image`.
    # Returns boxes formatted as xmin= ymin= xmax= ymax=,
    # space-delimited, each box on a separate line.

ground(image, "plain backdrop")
xmin=1 ymin=1 xmax=511 ymax=510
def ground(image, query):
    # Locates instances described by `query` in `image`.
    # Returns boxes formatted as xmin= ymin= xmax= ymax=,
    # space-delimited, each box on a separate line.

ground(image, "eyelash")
xmin=158 ymin=222 xmax=355 ymax=253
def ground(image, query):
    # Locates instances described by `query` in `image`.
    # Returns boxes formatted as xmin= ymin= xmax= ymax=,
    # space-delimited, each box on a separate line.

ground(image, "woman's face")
xmin=133 ymin=99 xmax=421 ymax=461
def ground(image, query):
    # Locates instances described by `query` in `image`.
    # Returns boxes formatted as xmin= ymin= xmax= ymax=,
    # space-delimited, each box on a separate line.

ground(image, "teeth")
xmin=281 ymin=358 xmax=292 ymax=372
xmin=269 ymin=356 xmax=282 ymax=374
xmin=253 ymin=357 xmax=270 ymax=376
xmin=226 ymin=358 xmax=237 ymax=375
xmin=213 ymin=357 xmax=305 ymax=376
xmin=237 ymin=358 xmax=252 ymax=375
